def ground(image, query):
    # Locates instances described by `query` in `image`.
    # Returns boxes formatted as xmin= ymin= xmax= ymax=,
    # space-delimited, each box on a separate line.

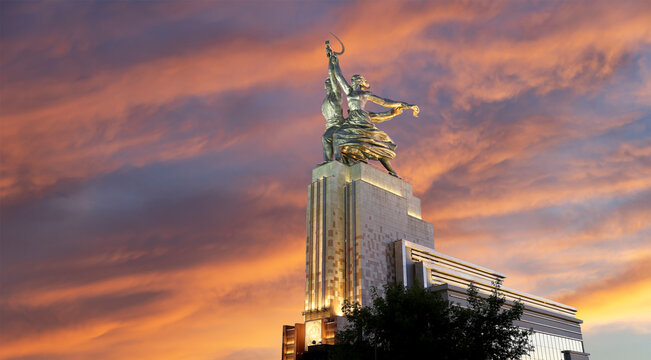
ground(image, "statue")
xmin=324 ymin=36 xmax=419 ymax=177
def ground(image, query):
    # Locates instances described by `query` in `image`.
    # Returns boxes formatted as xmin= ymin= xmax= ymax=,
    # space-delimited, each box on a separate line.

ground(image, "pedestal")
xmin=304 ymin=161 xmax=434 ymax=320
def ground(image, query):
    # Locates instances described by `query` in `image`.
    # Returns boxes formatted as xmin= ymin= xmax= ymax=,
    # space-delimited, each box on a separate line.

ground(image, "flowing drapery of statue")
xmin=320 ymin=35 xmax=419 ymax=177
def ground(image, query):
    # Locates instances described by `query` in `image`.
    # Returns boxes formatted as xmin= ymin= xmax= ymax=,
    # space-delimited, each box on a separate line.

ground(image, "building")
xmin=281 ymin=161 xmax=590 ymax=360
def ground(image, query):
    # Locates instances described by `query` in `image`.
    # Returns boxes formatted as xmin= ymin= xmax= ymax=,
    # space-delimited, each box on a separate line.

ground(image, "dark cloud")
xmin=1 ymin=290 xmax=170 ymax=342
xmin=1 ymin=156 xmax=307 ymax=291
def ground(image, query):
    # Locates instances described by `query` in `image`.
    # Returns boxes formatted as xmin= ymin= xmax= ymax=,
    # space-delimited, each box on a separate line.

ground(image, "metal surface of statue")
xmin=319 ymin=39 xmax=345 ymax=164
xmin=323 ymin=36 xmax=419 ymax=177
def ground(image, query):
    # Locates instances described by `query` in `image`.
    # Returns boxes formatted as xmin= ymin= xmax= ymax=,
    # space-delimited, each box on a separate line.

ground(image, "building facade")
xmin=281 ymin=161 xmax=590 ymax=360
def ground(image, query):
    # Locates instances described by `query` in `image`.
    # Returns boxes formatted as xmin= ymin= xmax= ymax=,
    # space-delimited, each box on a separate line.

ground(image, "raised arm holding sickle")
xmin=319 ymin=41 xmax=345 ymax=164
xmin=326 ymin=39 xmax=419 ymax=177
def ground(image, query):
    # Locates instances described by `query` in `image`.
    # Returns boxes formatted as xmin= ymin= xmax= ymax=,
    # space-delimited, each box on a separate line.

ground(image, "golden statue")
xmin=324 ymin=37 xmax=419 ymax=177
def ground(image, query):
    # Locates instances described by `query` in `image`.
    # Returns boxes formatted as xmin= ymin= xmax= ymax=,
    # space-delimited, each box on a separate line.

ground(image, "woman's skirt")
xmin=334 ymin=110 xmax=396 ymax=162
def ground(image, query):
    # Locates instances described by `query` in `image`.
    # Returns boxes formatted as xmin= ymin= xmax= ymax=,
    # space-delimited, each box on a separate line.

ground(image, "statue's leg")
xmin=331 ymin=126 xmax=344 ymax=162
xmin=332 ymin=128 xmax=342 ymax=161
xmin=380 ymin=158 xmax=398 ymax=177
xmin=333 ymin=143 xmax=342 ymax=162
xmin=321 ymin=129 xmax=334 ymax=163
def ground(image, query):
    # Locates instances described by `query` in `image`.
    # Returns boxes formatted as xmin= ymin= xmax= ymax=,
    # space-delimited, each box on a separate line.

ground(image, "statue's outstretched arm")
xmin=369 ymin=107 xmax=404 ymax=123
xmin=367 ymin=94 xmax=420 ymax=118
xmin=367 ymin=94 xmax=406 ymax=108
xmin=330 ymin=55 xmax=352 ymax=95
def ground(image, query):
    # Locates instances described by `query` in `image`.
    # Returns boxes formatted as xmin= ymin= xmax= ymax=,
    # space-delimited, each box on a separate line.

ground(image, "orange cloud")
xmin=0 ymin=239 xmax=306 ymax=359
xmin=557 ymin=255 xmax=651 ymax=333
xmin=3 ymin=0 xmax=649 ymax=204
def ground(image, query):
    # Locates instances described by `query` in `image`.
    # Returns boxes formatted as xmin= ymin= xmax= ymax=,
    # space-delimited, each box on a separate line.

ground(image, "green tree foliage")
xmin=331 ymin=281 xmax=533 ymax=360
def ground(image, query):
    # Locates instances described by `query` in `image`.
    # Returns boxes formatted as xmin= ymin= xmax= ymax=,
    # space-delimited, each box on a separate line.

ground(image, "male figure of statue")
xmin=319 ymin=43 xmax=345 ymax=165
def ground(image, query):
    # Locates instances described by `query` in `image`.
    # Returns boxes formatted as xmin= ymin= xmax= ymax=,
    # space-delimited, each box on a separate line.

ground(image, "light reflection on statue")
xmin=322 ymin=37 xmax=419 ymax=177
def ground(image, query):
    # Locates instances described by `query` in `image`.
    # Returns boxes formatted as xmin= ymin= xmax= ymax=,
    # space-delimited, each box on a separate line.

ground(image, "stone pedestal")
xmin=304 ymin=161 xmax=434 ymax=321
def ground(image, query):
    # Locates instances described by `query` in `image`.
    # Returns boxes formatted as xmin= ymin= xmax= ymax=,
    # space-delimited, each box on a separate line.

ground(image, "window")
xmin=525 ymin=332 xmax=583 ymax=360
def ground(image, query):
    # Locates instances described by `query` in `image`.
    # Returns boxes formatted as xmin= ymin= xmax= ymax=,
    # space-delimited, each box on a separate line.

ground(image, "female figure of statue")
xmin=328 ymin=52 xmax=419 ymax=177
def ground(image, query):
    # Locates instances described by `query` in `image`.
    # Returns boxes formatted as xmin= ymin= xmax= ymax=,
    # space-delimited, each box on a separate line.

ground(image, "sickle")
xmin=329 ymin=32 xmax=345 ymax=56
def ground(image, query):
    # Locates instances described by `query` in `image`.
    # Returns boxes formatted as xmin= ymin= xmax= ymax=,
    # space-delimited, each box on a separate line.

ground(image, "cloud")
xmin=557 ymin=255 xmax=651 ymax=333
xmin=1 ymin=0 xmax=650 ymax=359
xmin=0 ymin=240 xmax=305 ymax=359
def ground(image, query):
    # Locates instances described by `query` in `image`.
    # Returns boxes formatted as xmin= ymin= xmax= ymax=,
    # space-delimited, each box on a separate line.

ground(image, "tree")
xmin=331 ymin=281 xmax=533 ymax=360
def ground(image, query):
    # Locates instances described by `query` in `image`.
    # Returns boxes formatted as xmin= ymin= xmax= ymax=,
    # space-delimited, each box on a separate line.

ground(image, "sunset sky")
xmin=1 ymin=1 xmax=650 ymax=359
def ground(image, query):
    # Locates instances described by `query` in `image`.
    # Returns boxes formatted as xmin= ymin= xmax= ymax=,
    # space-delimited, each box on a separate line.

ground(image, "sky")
xmin=1 ymin=0 xmax=650 ymax=359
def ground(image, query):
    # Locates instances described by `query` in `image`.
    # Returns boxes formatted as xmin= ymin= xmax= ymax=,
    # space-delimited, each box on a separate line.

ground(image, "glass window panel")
xmin=538 ymin=334 xmax=545 ymax=358
xmin=536 ymin=345 xmax=542 ymax=360
xmin=537 ymin=334 xmax=543 ymax=360
xmin=543 ymin=334 xmax=549 ymax=360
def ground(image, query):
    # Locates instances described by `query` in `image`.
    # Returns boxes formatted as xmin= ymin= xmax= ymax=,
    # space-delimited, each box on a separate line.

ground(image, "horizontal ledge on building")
xmin=562 ymin=350 xmax=591 ymax=355
xmin=399 ymin=239 xmax=508 ymax=279
xmin=430 ymin=283 xmax=582 ymax=323
xmin=302 ymin=307 xmax=331 ymax=316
